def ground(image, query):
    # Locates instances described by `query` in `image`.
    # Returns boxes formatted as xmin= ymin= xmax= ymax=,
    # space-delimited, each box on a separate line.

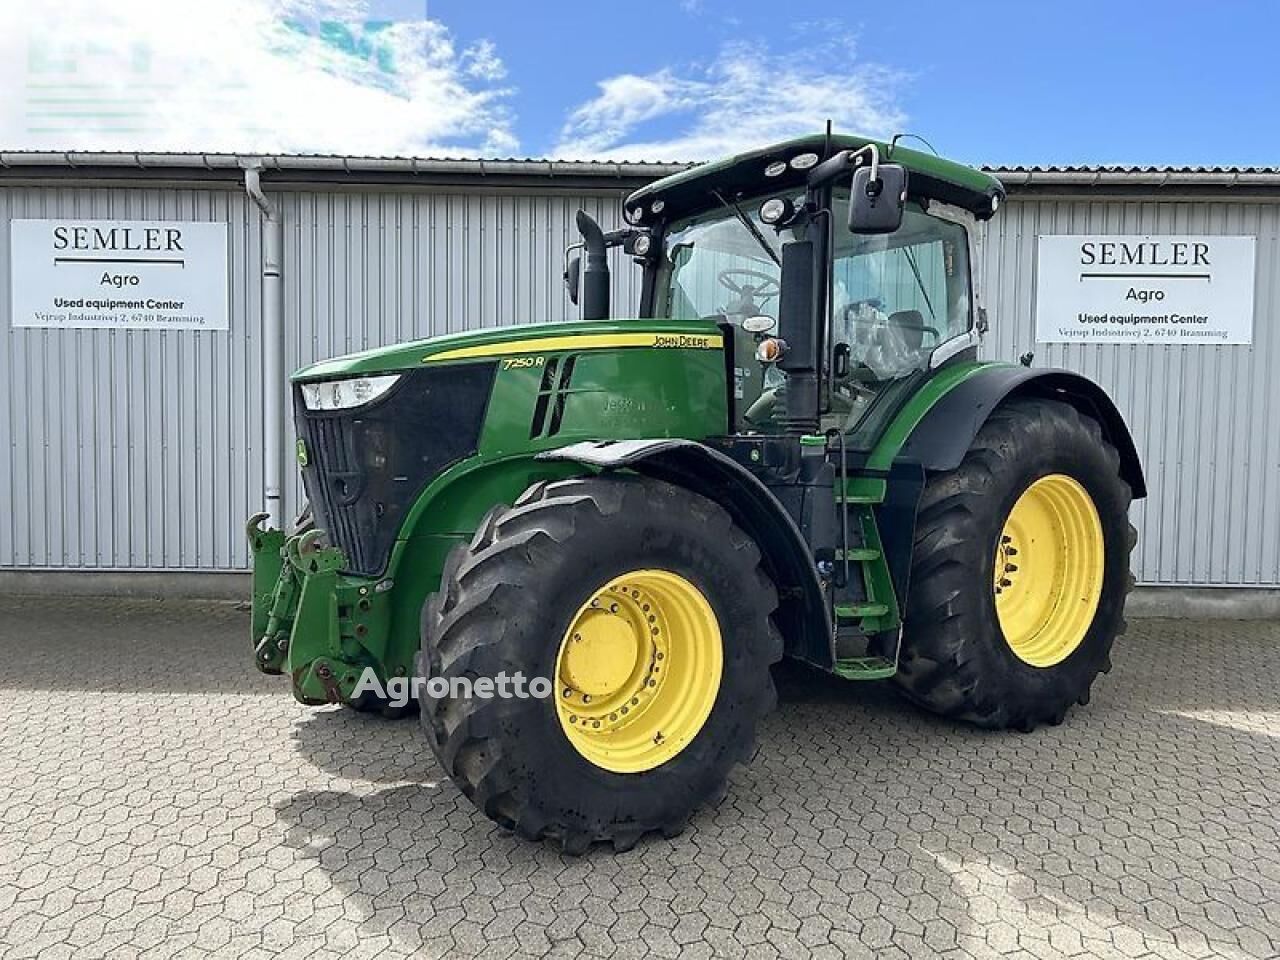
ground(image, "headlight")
xmin=300 ymin=373 xmax=401 ymax=411
xmin=759 ymin=196 xmax=796 ymax=225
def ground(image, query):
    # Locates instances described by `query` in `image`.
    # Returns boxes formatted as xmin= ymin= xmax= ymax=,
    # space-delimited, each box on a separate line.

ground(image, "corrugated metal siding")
xmin=0 ymin=184 xmax=263 ymax=572
xmin=2 ymin=180 xmax=1278 ymax=586
xmin=980 ymin=197 xmax=1280 ymax=586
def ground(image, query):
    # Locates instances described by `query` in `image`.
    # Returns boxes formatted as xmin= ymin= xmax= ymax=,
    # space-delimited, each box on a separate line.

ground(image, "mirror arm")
xmin=565 ymin=229 xmax=633 ymax=252
xmin=807 ymin=143 xmax=881 ymax=190
xmin=857 ymin=143 xmax=881 ymax=183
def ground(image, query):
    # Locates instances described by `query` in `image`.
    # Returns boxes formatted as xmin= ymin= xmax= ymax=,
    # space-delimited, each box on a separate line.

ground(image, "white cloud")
xmin=0 ymin=0 xmax=516 ymax=156
xmin=558 ymin=72 xmax=684 ymax=157
xmin=553 ymin=37 xmax=908 ymax=161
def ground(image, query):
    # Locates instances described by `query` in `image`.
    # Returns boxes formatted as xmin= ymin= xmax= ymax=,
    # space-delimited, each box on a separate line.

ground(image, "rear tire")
xmin=417 ymin=474 xmax=783 ymax=853
xmin=888 ymin=398 xmax=1135 ymax=730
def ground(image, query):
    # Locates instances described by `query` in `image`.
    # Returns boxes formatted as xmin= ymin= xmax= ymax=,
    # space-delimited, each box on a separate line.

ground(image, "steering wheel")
xmin=718 ymin=268 xmax=780 ymax=300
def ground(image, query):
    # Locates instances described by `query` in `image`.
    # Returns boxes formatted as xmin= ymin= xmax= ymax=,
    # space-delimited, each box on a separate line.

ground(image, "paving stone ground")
xmin=0 ymin=597 xmax=1278 ymax=959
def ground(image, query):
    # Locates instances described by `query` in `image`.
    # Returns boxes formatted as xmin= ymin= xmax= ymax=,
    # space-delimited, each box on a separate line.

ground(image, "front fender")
xmin=538 ymin=439 xmax=833 ymax=668
xmin=896 ymin=365 xmax=1147 ymax=498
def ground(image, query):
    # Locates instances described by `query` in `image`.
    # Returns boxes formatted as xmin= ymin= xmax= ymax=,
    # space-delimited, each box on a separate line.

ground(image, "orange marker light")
xmin=755 ymin=337 xmax=788 ymax=363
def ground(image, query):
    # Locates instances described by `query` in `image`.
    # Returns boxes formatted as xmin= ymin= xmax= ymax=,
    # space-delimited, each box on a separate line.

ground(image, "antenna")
xmin=889 ymin=132 xmax=941 ymax=158
xmin=824 ymin=119 xmax=833 ymax=160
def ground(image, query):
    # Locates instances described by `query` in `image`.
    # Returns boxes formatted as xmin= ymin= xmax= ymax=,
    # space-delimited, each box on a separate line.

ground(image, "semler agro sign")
xmin=1034 ymin=235 xmax=1256 ymax=345
xmin=9 ymin=219 xmax=229 ymax=331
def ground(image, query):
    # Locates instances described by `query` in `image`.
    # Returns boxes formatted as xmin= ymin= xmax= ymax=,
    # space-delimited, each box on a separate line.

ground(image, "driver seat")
xmin=886 ymin=309 xmax=926 ymax=351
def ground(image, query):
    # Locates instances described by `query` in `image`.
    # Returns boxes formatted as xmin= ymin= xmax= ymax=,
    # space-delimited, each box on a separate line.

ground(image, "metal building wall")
xmin=0 ymin=183 xmax=263 ymax=573
xmin=2 ymin=177 xmax=1278 ymax=587
xmin=979 ymin=195 xmax=1280 ymax=586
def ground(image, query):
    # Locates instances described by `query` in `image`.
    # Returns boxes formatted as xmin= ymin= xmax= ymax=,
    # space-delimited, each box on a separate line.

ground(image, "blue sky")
xmin=433 ymin=0 xmax=1279 ymax=166
xmin=4 ymin=0 xmax=1278 ymax=166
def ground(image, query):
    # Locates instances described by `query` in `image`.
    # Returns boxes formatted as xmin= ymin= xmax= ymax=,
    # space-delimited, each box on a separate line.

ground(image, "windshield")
xmin=657 ymin=197 xmax=972 ymax=435
xmin=659 ymin=200 xmax=792 ymax=324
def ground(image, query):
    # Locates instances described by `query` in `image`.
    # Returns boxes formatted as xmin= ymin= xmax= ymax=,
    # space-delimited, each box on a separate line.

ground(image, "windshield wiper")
xmin=902 ymin=246 xmax=938 ymax=322
xmin=712 ymin=189 xmax=782 ymax=269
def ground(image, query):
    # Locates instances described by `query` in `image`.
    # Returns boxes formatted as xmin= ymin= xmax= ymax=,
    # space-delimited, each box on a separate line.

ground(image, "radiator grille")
xmin=294 ymin=362 xmax=496 ymax=575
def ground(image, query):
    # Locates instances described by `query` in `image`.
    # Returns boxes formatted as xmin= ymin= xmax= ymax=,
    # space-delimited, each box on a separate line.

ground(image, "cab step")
xmin=835 ymin=477 xmax=887 ymax=506
xmin=837 ymin=547 xmax=881 ymax=562
xmin=832 ymin=656 xmax=897 ymax=681
xmin=835 ymin=492 xmax=883 ymax=505
xmin=834 ymin=601 xmax=889 ymax=620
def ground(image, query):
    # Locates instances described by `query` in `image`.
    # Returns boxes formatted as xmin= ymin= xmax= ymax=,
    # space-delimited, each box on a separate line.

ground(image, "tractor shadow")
xmin=276 ymin=618 xmax=1280 ymax=956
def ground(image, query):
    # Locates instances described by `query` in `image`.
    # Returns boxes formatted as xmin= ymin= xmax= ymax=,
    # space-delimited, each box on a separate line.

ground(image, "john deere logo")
xmin=296 ymin=438 xmax=309 ymax=466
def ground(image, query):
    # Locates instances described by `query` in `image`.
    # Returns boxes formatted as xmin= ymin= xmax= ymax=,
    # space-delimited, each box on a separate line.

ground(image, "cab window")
xmin=830 ymin=202 xmax=972 ymax=381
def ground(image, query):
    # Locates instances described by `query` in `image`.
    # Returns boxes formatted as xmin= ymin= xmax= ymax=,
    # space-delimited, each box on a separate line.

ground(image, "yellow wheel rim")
xmin=994 ymin=474 xmax=1105 ymax=668
xmin=554 ymin=569 xmax=723 ymax=773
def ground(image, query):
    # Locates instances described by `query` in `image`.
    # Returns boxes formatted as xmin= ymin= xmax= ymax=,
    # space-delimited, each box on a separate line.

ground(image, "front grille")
xmin=294 ymin=362 xmax=497 ymax=575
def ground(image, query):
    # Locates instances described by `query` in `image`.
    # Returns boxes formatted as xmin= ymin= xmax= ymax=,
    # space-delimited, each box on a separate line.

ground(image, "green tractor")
xmin=247 ymin=134 xmax=1144 ymax=853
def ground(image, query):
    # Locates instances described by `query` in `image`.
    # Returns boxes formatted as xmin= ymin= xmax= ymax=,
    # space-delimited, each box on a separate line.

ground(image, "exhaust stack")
xmin=575 ymin=210 xmax=610 ymax=321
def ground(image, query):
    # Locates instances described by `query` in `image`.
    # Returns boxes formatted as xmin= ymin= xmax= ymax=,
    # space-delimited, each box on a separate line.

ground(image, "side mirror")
xmin=849 ymin=163 xmax=908 ymax=234
xmin=564 ymin=255 xmax=581 ymax=306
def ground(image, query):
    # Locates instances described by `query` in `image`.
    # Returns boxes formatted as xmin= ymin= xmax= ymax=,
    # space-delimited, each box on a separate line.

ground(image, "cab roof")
xmin=625 ymin=134 xmax=1005 ymax=224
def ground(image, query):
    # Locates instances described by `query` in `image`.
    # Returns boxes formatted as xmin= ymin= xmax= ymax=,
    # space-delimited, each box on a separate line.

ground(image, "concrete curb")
xmin=0 ymin=570 xmax=251 ymax=602
xmin=2 ymin=571 xmax=1278 ymax=620
xmin=1124 ymin=586 xmax=1280 ymax=621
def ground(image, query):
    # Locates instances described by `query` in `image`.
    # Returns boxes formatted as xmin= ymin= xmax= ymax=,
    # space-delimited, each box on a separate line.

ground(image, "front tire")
xmin=889 ymin=398 xmax=1136 ymax=730
xmin=418 ymin=475 xmax=782 ymax=853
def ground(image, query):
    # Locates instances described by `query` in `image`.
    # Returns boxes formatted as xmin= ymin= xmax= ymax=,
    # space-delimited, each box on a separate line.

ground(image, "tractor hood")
xmin=292 ymin=319 xmax=724 ymax=381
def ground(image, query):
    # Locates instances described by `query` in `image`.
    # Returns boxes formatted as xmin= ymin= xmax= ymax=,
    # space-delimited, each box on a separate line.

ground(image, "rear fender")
xmin=538 ymin=439 xmax=833 ymax=668
xmin=896 ymin=366 xmax=1147 ymax=498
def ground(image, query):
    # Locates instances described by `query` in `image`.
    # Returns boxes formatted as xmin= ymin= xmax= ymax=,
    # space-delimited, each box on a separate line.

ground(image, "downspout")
xmin=243 ymin=161 xmax=285 ymax=527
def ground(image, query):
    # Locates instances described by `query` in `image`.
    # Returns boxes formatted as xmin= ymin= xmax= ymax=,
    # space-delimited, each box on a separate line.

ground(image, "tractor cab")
xmin=656 ymin=191 xmax=977 ymax=435
xmin=616 ymin=134 xmax=1004 ymax=445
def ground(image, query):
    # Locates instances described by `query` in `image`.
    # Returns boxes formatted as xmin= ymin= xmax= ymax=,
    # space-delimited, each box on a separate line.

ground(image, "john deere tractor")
xmin=247 ymin=134 xmax=1144 ymax=853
